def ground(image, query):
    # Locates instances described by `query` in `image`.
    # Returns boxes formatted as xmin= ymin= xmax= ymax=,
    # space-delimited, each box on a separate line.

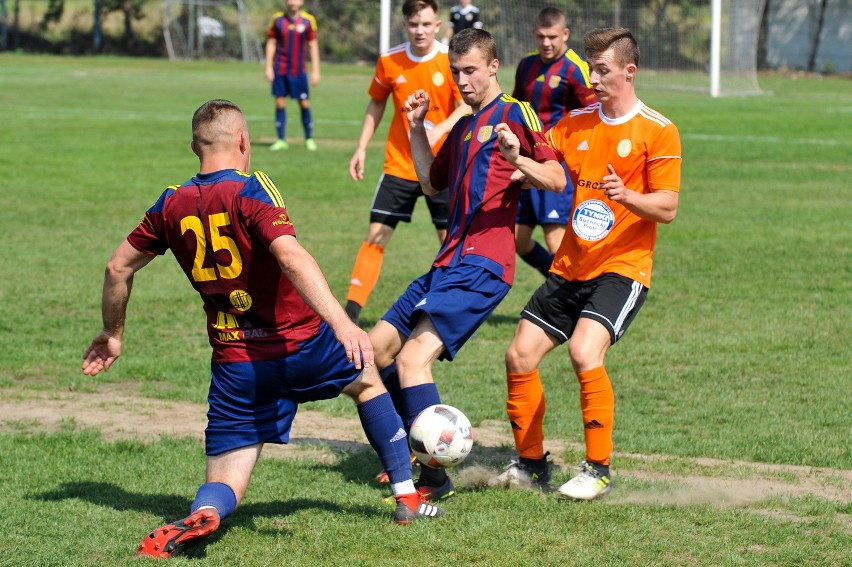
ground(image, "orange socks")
xmin=576 ymin=366 xmax=614 ymax=466
xmin=506 ymin=369 xmax=547 ymax=460
xmin=346 ymin=242 xmax=385 ymax=308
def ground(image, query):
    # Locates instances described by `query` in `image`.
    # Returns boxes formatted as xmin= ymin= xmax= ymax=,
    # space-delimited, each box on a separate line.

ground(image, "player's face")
xmin=405 ymin=8 xmax=441 ymax=56
xmin=588 ymin=48 xmax=636 ymax=107
xmin=286 ymin=0 xmax=303 ymax=14
xmin=450 ymin=47 xmax=499 ymax=110
xmin=534 ymin=24 xmax=569 ymax=63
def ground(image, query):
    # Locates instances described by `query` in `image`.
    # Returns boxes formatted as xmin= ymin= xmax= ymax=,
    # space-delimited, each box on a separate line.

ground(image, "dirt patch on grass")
xmin=2 ymin=386 xmax=849 ymax=509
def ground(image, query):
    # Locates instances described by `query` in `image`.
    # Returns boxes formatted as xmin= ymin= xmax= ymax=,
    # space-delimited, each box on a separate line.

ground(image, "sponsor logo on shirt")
xmin=229 ymin=290 xmax=253 ymax=311
xmin=572 ymin=199 xmax=614 ymax=241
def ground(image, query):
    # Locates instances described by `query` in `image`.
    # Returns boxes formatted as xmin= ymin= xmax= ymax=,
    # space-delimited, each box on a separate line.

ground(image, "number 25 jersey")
xmin=126 ymin=169 xmax=320 ymax=363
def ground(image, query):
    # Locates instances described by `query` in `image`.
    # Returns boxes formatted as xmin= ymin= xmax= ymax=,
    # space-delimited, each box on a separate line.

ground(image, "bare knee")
xmin=505 ymin=341 xmax=536 ymax=374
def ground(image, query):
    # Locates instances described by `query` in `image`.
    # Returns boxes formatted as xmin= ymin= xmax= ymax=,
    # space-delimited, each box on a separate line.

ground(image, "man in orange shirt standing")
xmin=496 ymin=27 xmax=682 ymax=500
xmin=345 ymin=0 xmax=469 ymax=325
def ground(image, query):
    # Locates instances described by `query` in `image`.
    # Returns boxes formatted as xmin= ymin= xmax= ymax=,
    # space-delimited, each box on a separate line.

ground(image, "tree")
xmin=807 ymin=0 xmax=828 ymax=72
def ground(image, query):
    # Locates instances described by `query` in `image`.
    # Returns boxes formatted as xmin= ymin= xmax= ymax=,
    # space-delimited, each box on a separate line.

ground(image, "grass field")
xmin=0 ymin=54 xmax=850 ymax=566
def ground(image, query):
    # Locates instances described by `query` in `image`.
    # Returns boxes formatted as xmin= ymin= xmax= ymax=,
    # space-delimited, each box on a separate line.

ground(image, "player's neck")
xmin=600 ymin=93 xmax=640 ymax=120
xmin=286 ymin=8 xmax=300 ymax=18
xmin=410 ymin=40 xmax=436 ymax=58
xmin=540 ymin=46 xmax=567 ymax=64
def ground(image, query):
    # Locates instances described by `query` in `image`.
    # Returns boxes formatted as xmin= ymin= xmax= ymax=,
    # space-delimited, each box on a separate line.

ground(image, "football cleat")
xmin=136 ymin=508 xmax=220 ymax=558
xmin=414 ymin=475 xmax=456 ymax=501
xmin=393 ymin=499 xmax=445 ymax=524
xmin=492 ymin=452 xmax=552 ymax=490
xmin=557 ymin=461 xmax=612 ymax=501
xmin=304 ymin=138 xmax=318 ymax=151
xmin=269 ymin=139 xmax=289 ymax=151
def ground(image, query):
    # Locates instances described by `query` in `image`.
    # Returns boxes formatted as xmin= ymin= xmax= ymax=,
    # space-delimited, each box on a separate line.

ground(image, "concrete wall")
xmin=768 ymin=0 xmax=852 ymax=72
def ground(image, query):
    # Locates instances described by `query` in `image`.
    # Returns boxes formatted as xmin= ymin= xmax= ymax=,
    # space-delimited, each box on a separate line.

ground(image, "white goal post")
xmin=380 ymin=0 xmax=766 ymax=97
xmin=162 ymin=0 xmax=263 ymax=62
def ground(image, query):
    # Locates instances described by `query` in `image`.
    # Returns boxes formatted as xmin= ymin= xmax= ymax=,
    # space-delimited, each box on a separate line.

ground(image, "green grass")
xmin=0 ymin=54 xmax=850 ymax=565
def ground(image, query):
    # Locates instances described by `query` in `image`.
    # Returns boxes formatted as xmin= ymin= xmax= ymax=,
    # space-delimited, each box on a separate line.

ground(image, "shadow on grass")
xmin=33 ymin=479 xmax=383 ymax=556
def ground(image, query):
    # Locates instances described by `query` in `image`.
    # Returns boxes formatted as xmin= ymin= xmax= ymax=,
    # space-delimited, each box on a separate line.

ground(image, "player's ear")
xmin=626 ymin=63 xmax=637 ymax=81
xmin=191 ymin=140 xmax=201 ymax=158
xmin=489 ymin=58 xmax=500 ymax=76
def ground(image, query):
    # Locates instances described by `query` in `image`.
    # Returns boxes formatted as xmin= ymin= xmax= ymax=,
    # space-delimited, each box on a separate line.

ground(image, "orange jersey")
xmin=368 ymin=42 xmax=462 ymax=181
xmin=547 ymin=101 xmax=681 ymax=288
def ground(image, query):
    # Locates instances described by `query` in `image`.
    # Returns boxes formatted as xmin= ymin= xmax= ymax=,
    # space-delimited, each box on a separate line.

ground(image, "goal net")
xmin=162 ymin=0 xmax=263 ymax=62
xmin=386 ymin=0 xmax=766 ymax=96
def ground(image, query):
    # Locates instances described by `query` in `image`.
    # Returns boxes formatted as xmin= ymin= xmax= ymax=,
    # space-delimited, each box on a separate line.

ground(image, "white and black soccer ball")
xmin=409 ymin=404 xmax=474 ymax=468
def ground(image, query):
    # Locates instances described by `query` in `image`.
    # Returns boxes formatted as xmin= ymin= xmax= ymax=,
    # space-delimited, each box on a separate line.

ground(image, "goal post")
xmin=162 ymin=0 xmax=263 ymax=62
xmin=380 ymin=0 xmax=766 ymax=96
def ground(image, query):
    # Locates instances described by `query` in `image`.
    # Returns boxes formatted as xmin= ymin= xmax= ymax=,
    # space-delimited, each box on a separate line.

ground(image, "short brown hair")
xmin=402 ymin=0 xmax=438 ymax=19
xmin=192 ymin=99 xmax=244 ymax=146
xmin=448 ymin=28 xmax=497 ymax=63
xmin=536 ymin=7 xmax=567 ymax=29
xmin=584 ymin=27 xmax=640 ymax=68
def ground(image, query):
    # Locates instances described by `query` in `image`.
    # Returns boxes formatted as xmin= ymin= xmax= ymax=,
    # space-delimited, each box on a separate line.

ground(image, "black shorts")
xmin=369 ymin=174 xmax=449 ymax=229
xmin=521 ymin=273 xmax=648 ymax=344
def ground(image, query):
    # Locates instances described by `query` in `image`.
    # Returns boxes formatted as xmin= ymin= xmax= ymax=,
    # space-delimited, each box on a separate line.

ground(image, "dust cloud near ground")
xmin=2 ymin=387 xmax=849 ymax=512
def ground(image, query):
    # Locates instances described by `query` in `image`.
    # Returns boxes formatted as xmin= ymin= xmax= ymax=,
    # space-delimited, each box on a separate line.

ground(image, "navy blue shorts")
xmin=381 ymin=258 xmax=510 ymax=360
xmin=516 ymin=165 xmax=574 ymax=226
xmin=205 ymin=323 xmax=359 ymax=456
xmin=272 ymin=73 xmax=309 ymax=100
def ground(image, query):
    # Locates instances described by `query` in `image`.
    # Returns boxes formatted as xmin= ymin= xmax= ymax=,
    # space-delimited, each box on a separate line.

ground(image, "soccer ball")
xmin=408 ymin=404 xmax=474 ymax=468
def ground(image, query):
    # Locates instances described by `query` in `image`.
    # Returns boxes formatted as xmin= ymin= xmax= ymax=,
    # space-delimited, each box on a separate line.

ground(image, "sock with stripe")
xmin=275 ymin=107 xmax=286 ymax=140
xmin=506 ymin=369 xmax=547 ymax=460
xmin=520 ymin=240 xmax=554 ymax=277
xmin=346 ymin=242 xmax=385 ymax=309
xmin=300 ymin=106 xmax=313 ymax=139
xmin=357 ymin=393 xmax=412 ymax=486
xmin=577 ymin=365 xmax=614 ymax=466
xmin=191 ymin=482 xmax=237 ymax=520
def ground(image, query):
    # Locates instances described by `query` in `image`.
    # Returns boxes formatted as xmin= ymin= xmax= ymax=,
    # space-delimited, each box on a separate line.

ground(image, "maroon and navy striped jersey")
xmin=429 ymin=94 xmax=558 ymax=286
xmin=126 ymin=169 xmax=321 ymax=363
xmin=511 ymin=49 xmax=595 ymax=129
xmin=266 ymin=10 xmax=317 ymax=77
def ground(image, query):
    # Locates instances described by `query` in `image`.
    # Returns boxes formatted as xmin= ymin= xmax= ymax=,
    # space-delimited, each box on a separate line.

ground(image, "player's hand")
xmin=265 ymin=67 xmax=274 ymax=83
xmin=404 ymin=90 xmax=430 ymax=127
xmin=495 ymin=123 xmax=521 ymax=164
xmin=349 ymin=148 xmax=367 ymax=180
xmin=510 ymin=169 xmax=528 ymax=185
xmin=334 ymin=321 xmax=375 ymax=370
xmin=311 ymin=70 xmax=321 ymax=86
xmin=600 ymin=164 xmax=630 ymax=203
xmin=81 ymin=330 xmax=122 ymax=376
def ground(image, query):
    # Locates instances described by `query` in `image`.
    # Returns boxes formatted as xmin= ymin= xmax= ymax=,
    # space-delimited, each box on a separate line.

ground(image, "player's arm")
xmin=349 ymin=97 xmax=387 ymax=181
xmin=82 ymin=240 xmax=156 ymax=376
xmin=264 ymin=37 xmax=277 ymax=83
xmin=406 ymin=90 xmax=439 ymax=196
xmin=495 ymin=123 xmax=565 ymax=192
xmin=600 ymin=164 xmax=679 ymax=223
xmin=269 ymin=235 xmax=373 ymax=368
xmin=308 ymin=37 xmax=320 ymax=85
xmin=427 ymin=100 xmax=471 ymax=146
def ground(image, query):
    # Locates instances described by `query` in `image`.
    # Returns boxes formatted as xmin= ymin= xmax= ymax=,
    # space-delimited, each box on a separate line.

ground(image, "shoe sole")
xmin=137 ymin=511 xmax=220 ymax=558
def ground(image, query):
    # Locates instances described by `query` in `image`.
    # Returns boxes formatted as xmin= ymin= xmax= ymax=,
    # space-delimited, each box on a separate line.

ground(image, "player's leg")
xmin=341 ymin=364 xmax=442 ymax=522
xmin=541 ymin=223 xmax=566 ymax=254
xmin=558 ymin=275 xmax=647 ymax=500
xmin=496 ymin=275 xmax=580 ymax=489
xmin=137 ymin=445 xmax=259 ymax=558
xmin=515 ymin=189 xmax=553 ymax=276
xmin=294 ymin=73 xmax=315 ymax=150
xmin=345 ymin=176 xmax=419 ymax=323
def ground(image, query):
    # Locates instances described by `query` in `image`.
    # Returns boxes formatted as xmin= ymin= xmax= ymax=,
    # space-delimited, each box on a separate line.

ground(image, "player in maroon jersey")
xmin=82 ymin=100 xmax=442 ymax=558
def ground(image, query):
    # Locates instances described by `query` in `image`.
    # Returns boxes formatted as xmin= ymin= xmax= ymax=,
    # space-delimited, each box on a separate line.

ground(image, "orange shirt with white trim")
xmin=547 ymin=101 xmax=681 ymax=288
xmin=368 ymin=41 xmax=462 ymax=181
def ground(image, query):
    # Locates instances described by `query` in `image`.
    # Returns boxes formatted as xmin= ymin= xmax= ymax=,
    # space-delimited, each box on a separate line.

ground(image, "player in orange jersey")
xmin=496 ymin=27 xmax=682 ymax=500
xmin=344 ymin=0 xmax=470 ymax=326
